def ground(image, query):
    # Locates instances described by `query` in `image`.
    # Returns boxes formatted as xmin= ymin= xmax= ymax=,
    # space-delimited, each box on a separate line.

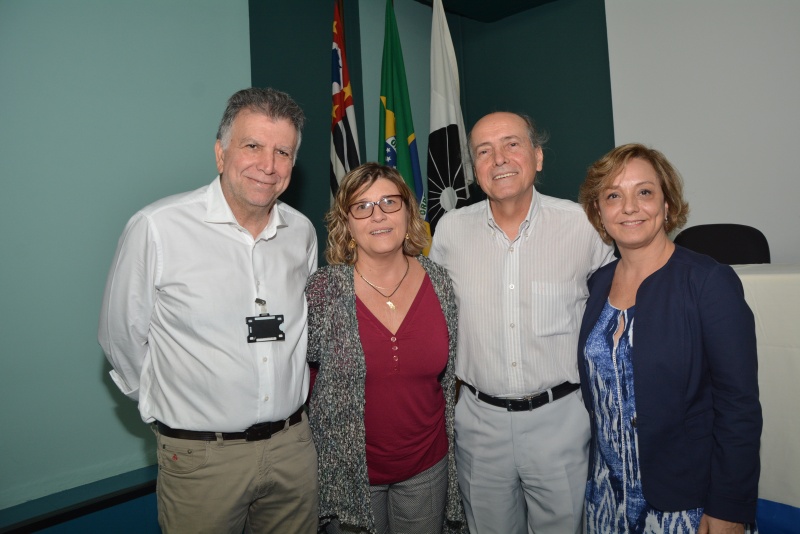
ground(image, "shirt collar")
xmin=205 ymin=176 xmax=237 ymax=224
xmin=204 ymin=175 xmax=286 ymax=240
xmin=485 ymin=189 xmax=540 ymax=237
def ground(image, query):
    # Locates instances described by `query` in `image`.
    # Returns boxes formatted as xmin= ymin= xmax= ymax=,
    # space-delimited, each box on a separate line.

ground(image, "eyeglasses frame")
xmin=347 ymin=194 xmax=405 ymax=220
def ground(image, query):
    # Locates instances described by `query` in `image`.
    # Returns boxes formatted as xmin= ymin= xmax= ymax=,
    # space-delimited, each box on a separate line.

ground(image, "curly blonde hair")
xmin=579 ymin=143 xmax=689 ymax=244
xmin=325 ymin=163 xmax=429 ymax=265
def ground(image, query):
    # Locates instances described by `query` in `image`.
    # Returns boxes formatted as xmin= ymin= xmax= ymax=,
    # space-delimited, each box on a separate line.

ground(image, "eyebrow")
xmin=473 ymin=135 xmax=525 ymax=148
xmin=238 ymin=137 xmax=261 ymax=146
xmin=605 ymin=180 xmax=658 ymax=189
xmin=237 ymin=137 xmax=295 ymax=154
xmin=352 ymin=194 xmax=401 ymax=202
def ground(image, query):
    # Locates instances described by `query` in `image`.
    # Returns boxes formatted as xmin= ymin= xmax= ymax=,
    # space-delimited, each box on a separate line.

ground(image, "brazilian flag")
xmin=379 ymin=0 xmax=425 ymax=216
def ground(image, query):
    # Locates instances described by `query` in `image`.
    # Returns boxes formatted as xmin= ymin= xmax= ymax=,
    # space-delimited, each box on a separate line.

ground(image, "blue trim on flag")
xmin=408 ymin=139 xmax=423 ymax=204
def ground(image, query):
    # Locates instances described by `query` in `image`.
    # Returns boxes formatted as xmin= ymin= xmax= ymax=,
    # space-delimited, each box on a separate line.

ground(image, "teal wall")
xmin=0 ymin=0 xmax=251 ymax=509
xmin=247 ymin=0 xmax=614 ymax=251
xmin=359 ymin=0 xmax=434 ymax=167
xmin=356 ymin=0 xmax=613 ymax=203
xmin=459 ymin=0 xmax=615 ymax=200
xmin=248 ymin=0 xmax=366 ymax=263
xmin=0 ymin=0 xmax=612 ymax=513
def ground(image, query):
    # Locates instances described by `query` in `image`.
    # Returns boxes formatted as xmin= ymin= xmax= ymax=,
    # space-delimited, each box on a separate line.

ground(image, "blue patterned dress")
xmin=584 ymin=301 xmax=704 ymax=534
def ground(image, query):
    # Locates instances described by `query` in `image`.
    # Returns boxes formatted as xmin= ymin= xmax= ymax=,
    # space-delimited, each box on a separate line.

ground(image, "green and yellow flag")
xmin=379 ymin=0 xmax=424 ymax=216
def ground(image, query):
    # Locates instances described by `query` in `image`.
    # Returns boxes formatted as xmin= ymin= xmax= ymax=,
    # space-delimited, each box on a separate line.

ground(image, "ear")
xmin=535 ymin=146 xmax=544 ymax=172
xmin=214 ymin=140 xmax=225 ymax=174
xmin=473 ymin=164 xmax=487 ymax=193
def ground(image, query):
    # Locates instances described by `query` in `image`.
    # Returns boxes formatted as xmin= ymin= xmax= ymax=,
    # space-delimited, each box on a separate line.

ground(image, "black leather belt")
xmin=155 ymin=407 xmax=303 ymax=442
xmin=464 ymin=382 xmax=579 ymax=412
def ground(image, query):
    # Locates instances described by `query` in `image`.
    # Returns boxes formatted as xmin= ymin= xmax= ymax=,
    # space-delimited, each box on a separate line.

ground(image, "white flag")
xmin=426 ymin=0 xmax=473 ymax=234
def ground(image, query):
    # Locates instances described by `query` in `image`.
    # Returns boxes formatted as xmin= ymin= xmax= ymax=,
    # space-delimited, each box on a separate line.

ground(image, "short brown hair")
xmin=579 ymin=143 xmax=689 ymax=244
xmin=325 ymin=163 xmax=429 ymax=265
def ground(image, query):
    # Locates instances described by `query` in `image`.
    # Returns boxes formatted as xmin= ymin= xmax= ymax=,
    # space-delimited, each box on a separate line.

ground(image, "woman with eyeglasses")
xmin=305 ymin=163 xmax=465 ymax=534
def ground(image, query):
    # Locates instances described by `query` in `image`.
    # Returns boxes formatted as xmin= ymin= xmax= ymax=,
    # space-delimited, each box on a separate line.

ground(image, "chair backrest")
xmin=673 ymin=223 xmax=770 ymax=264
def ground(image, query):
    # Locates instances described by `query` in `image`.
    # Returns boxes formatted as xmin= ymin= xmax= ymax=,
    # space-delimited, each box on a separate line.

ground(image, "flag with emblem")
xmin=379 ymin=0 xmax=424 ymax=214
xmin=330 ymin=0 xmax=361 ymax=197
xmin=427 ymin=0 xmax=472 ymax=234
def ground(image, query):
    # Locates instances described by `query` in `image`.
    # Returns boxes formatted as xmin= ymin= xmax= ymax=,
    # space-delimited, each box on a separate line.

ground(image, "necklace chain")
xmin=354 ymin=256 xmax=410 ymax=310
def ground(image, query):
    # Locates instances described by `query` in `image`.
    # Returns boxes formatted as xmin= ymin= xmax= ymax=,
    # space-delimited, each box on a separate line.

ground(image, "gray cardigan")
xmin=305 ymin=255 xmax=465 ymax=533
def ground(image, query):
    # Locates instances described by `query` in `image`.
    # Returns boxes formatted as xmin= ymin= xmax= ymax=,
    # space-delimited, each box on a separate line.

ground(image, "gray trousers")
xmin=327 ymin=455 xmax=448 ymax=534
xmin=455 ymin=389 xmax=589 ymax=534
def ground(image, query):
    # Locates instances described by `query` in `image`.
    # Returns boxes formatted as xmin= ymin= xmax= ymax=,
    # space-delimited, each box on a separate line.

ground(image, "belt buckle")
xmin=522 ymin=393 xmax=536 ymax=411
xmin=522 ymin=391 xmax=545 ymax=411
xmin=504 ymin=394 xmax=534 ymax=412
xmin=244 ymin=423 xmax=273 ymax=441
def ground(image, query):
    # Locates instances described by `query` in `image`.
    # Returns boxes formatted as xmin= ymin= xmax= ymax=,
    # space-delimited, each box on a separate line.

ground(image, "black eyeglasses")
xmin=348 ymin=195 xmax=404 ymax=219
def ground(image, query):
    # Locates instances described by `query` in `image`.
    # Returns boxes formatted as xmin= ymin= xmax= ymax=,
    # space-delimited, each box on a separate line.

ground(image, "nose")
xmin=370 ymin=202 xmax=387 ymax=221
xmin=494 ymin=148 xmax=507 ymax=167
xmin=257 ymin=151 xmax=275 ymax=174
xmin=622 ymin=195 xmax=638 ymax=214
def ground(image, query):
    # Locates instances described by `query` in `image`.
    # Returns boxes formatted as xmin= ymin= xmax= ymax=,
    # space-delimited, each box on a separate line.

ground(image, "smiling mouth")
xmin=245 ymin=174 xmax=278 ymax=186
xmin=370 ymin=229 xmax=392 ymax=235
xmin=493 ymin=172 xmax=517 ymax=180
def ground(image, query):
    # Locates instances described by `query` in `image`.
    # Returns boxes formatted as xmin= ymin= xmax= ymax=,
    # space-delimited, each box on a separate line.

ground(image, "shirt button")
xmin=262 ymin=357 xmax=267 ymax=363
xmin=509 ymin=284 xmax=515 ymax=289
xmin=264 ymin=395 xmax=269 ymax=401
xmin=391 ymin=336 xmax=396 ymax=342
xmin=393 ymin=355 xmax=399 ymax=361
xmin=392 ymin=346 xmax=398 ymax=351
xmin=511 ymin=362 xmax=517 ymax=367
xmin=509 ymin=247 xmax=514 ymax=252
xmin=510 ymin=323 xmax=515 ymax=328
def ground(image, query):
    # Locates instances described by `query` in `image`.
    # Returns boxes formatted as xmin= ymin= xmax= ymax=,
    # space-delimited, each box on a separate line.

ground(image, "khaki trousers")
xmin=154 ymin=412 xmax=318 ymax=534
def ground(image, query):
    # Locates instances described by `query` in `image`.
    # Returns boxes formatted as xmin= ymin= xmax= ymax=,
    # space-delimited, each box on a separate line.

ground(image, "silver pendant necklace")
xmin=354 ymin=256 xmax=410 ymax=310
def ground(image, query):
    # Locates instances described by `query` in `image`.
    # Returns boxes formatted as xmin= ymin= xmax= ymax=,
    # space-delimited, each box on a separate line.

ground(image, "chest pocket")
xmin=530 ymin=282 xmax=583 ymax=337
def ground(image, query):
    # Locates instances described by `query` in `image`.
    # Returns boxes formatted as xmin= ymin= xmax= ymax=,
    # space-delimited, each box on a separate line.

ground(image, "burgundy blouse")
xmin=357 ymin=274 xmax=449 ymax=485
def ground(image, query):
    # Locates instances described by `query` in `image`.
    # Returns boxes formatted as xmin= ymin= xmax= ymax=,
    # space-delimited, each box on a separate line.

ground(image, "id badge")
xmin=246 ymin=314 xmax=285 ymax=343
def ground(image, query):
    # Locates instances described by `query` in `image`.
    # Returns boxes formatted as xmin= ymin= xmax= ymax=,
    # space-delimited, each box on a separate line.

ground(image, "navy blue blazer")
xmin=577 ymin=246 xmax=761 ymax=523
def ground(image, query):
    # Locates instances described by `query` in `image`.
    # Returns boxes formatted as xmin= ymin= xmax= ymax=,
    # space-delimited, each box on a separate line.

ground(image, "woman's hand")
xmin=699 ymin=514 xmax=745 ymax=534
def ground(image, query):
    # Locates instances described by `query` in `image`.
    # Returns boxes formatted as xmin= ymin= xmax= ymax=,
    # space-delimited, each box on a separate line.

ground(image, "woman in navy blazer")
xmin=576 ymin=144 xmax=761 ymax=533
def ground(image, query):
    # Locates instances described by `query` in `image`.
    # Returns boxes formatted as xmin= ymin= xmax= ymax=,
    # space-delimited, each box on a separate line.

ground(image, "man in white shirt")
xmin=98 ymin=88 xmax=318 ymax=533
xmin=429 ymin=112 xmax=613 ymax=533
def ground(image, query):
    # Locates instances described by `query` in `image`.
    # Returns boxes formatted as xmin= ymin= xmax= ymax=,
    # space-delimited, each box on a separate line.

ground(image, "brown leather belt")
xmin=464 ymin=382 xmax=579 ymax=412
xmin=155 ymin=407 xmax=303 ymax=441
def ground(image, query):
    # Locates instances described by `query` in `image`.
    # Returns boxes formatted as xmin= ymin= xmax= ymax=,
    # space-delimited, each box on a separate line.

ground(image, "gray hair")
xmin=518 ymin=113 xmax=548 ymax=150
xmin=216 ymin=87 xmax=305 ymax=160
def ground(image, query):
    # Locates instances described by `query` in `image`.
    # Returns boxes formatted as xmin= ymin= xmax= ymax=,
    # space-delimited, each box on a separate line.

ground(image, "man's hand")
xmin=698 ymin=514 xmax=745 ymax=534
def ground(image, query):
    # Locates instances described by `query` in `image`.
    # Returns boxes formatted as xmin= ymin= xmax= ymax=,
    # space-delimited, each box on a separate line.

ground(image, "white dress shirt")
xmin=98 ymin=176 xmax=317 ymax=431
xmin=429 ymin=192 xmax=613 ymax=396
